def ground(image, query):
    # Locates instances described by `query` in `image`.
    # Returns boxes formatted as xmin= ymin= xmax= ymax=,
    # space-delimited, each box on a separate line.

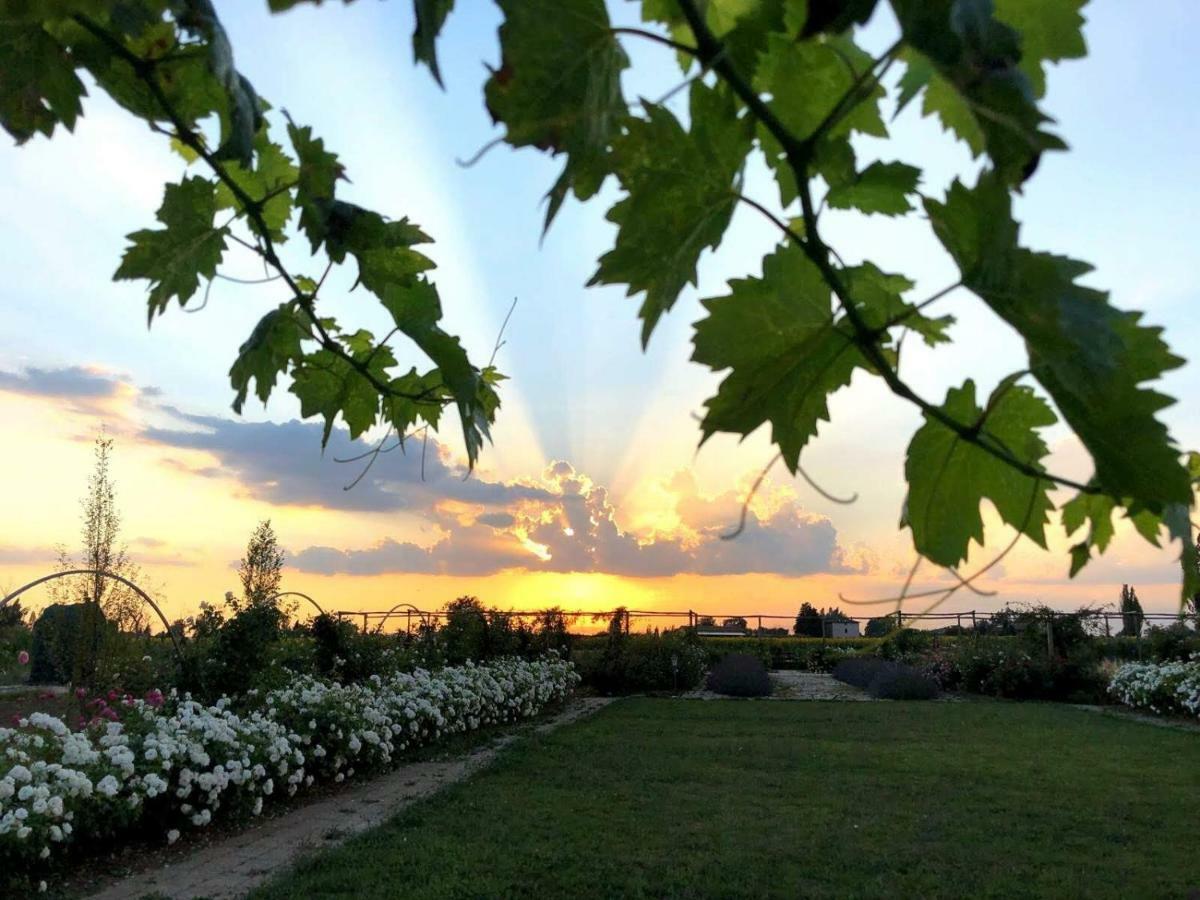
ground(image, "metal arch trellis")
xmin=0 ymin=568 xmax=184 ymax=662
xmin=370 ymin=602 xmax=433 ymax=634
xmin=268 ymin=591 xmax=326 ymax=617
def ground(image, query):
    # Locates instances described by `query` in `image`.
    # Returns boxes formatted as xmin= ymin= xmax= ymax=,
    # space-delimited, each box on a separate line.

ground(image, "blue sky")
xmin=0 ymin=1 xmax=1197 ymax=617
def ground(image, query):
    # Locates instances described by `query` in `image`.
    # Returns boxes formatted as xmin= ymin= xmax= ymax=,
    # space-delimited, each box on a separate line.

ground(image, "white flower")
xmin=167 ymin=829 xmax=180 ymax=845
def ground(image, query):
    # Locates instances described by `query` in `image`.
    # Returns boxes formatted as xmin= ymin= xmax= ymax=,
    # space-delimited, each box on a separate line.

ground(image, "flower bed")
xmin=1108 ymin=656 xmax=1200 ymax=719
xmin=0 ymin=656 xmax=577 ymax=879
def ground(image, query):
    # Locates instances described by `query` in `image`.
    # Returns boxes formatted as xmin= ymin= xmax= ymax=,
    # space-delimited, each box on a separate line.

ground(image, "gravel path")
xmin=85 ymin=697 xmax=614 ymax=900
xmin=681 ymin=671 xmax=875 ymax=701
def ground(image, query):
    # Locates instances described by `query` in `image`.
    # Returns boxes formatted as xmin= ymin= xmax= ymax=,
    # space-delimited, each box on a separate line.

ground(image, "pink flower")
xmin=144 ymin=688 xmax=165 ymax=708
xmin=9 ymin=715 xmax=20 ymax=727
xmin=106 ymin=689 xmax=118 ymax=703
xmin=17 ymin=650 xmax=29 ymax=666
xmin=75 ymin=687 xmax=87 ymax=699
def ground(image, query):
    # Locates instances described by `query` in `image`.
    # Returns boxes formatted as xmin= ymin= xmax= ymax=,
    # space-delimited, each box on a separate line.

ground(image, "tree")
xmin=722 ymin=616 xmax=747 ymax=631
xmin=2 ymin=2 xmax=1196 ymax=602
xmin=794 ymin=603 xmax=822 ymax=638
xmin=235 ymin=520 xmax=284 ymax=612
xmin=865 ymin=613 xmax=900 ymax=638
xmin=1191 ymin=534 xmax=1200 ymax=622
xmin=52 ymin=433 xmax=149 ymax=633
xmin=1118 ymin=584 xmax=1144 ymax=638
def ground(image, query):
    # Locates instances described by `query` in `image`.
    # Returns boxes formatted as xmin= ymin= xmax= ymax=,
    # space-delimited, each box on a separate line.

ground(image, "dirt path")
xmin=85 ymin=697 xmax=614 ymax=900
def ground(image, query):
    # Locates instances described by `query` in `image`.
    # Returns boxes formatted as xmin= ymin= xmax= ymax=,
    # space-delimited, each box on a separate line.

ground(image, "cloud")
xmin=4 ymin=364 xmax=865 ymax=581
xmin=0 ymin=366 xmax=123 ymax=399
xmin=291 ymin=461 xmax=866 ymax=579
xmin=142 ymin=409 xmax=554 ymax=514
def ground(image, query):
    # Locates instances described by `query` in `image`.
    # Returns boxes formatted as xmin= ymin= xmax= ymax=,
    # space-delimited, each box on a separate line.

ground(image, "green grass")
xmin=253 ymin=699 xmax=1200 ymax=899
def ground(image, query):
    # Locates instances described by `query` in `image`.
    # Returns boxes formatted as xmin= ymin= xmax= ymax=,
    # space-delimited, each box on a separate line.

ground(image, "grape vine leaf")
xmin=755 ymin=33 xmax=887 ymax=205
xmin=115 ymin=175 xmax=229 ymax=321
xmin=590 ymin=82 xmax=751 ymax=347
xmin=825 ymin=160 xmax=921 ymax=216
xmin=0 ymin=24 xmax=87 ymax=144
xmin=287 ymin=120 xmax=343 ymax=252
xmin=993 ymin=0 xmax=1087 ymax=98
xmin=927 ymin=173 xmax=1192 ymax=510
xmin=485 ymin=0 xmax=629 ymax=229
xmin=290 ymin=342 xmax=394 ymax=445
xmin=320 ymin=202 xmax=435 ymax=295
xmin=842 ymin=262 xmax=953 ymax=346
xmin=891 ymin=0 xmax=1066 ymax=184
xmin=378 ymin=278 xmax=493 ymax=464
xmin=214 ymin=131 xmax=298 ymax=241
xmin=229 ymin=305 xmax=305 ymax=412
xmin=412 ymin=0 xmax=454 ymax=87
xmin=692 ymin=243 xmax=867 ymax=472
xmin=904 ymin=378 xmax=1055 ymax=567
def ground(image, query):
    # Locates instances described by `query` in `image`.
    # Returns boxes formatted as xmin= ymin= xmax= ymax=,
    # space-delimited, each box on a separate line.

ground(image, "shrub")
xmin=574 ymin=632 xmax=705 ymax=694
xmin=868 ymin=666 xmax=939 ymax=700
xmin=1109 ymin=657 xmax=1200 ymax=718
xmin=1144 ymin=624 xmax=1200 ymax=663
xmin=865 ymin=614 xmax=900 ymax=638
xmin=706 ymin=654 xmax=772 ymax=697
xmin=878 ymin=628 xmax=933 ymax=662
xmin=29 ymin=603 xmax=107 ymax=685
xmin=832 ymin=656 xmax=895 ymax=689
xmin=0 ymin=656 xmax=578 ymax=885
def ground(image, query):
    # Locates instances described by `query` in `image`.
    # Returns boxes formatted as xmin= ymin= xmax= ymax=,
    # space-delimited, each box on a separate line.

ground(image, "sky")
xmin=0 ymin=1 xmax=1198 ymax=627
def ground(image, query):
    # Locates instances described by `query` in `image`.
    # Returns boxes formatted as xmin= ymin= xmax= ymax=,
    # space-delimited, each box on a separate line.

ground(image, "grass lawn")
xmin=253 ymin=699 xmax=1199 ymax=899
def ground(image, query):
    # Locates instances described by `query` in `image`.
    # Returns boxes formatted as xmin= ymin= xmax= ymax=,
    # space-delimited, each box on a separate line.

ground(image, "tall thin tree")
xmin=235 ymin=520 xmax=284 ymax=613
xmin=53 ymin=433 xmax=148 ymax=632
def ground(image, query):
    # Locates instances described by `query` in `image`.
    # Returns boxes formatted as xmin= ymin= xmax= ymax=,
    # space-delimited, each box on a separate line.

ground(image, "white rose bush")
xmin=1107 ymin=655 xmax=1200 ymax=719
xmin=0 ymin=656 xmax=577 ymax=877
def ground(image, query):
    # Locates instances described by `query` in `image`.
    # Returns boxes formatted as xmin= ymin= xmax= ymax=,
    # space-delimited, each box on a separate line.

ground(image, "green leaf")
xmin=921 ymin=68 xmax=985 ymax=155
xmin=412 ymin=0 xmax=454 ymax=87
xmin=485 ymin=0 xmax=629 ymax=229
xmin=287 ymin=120 xmax=343 ymax=251
xmin=290 ymin=342 xmax=394 ymax=445
xmin=214 ymin=131 xmax=298 ymax=241
xmin=926 ymin=173 xmax=1193 ymax=509
xmin=640 ymin=0 xmax=786 ymax=78
xmin=799 ymin=0 xmax=880 ymax=37
xmin=825 ymin=160 xmax=921 ymax=216
xmin=229 ymin=305 xmax=305 ymax=412
xmin=320 ymin=202 xmax=435 ymax=294
xmin=1165 ymin=504 xmax=1199 ymax=606
xmin=841 ymin=262 xmax=953 ymax=347
xmin=904 ymin=378 xmax=1056 ymax=567
xmin=0 ymin=24 xmax=86 ymax=143
xmin=891 ymin=0 xmax=1067 ymax=184
xmin=755 ymin=32 xmax=887 ymax=142
xmin=590 ymin=82 xmax=751 ymax=346
xmin=115 ymin=175 xmax=228 ymax=320
xmin=175 ymin=0 xmax=262 ymax=167
xmin=755 ymin=32 xmax=887 ymax=205
xmin=1061 ymin=492 xmax=1116 ymax=555
xmin=894 ymin=47 xmax=933 ymax=117
xmin=377 ymin=278 xmax=494 ymax=465
xmin=993 ymin=0 xmax=1087 ymax=98
xmin=692 ymin=243 xmax=868 ymax=471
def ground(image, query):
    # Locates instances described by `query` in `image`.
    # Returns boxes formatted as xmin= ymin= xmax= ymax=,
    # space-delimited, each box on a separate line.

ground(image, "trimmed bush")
xmin=867 ymin=666 xmax=939 ymax=700
xmin=833 ymin=657 xmax=939 ymax=700
xmin=706 ymin=653 xmax=772 ymax=697
xmin=832 ymin=656 xmax=894 ymax=689
xmin=29 ymin=603 xmax=107 ymax=684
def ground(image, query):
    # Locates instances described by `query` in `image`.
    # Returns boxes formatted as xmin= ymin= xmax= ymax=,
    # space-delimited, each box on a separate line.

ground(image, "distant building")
xmin=829 ymin=621 xmax=861 ymax=638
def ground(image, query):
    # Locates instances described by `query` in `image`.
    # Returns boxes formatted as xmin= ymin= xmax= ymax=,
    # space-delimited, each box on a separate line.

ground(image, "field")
xmin=253 ymin=699 xmax=1200 ymax=899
